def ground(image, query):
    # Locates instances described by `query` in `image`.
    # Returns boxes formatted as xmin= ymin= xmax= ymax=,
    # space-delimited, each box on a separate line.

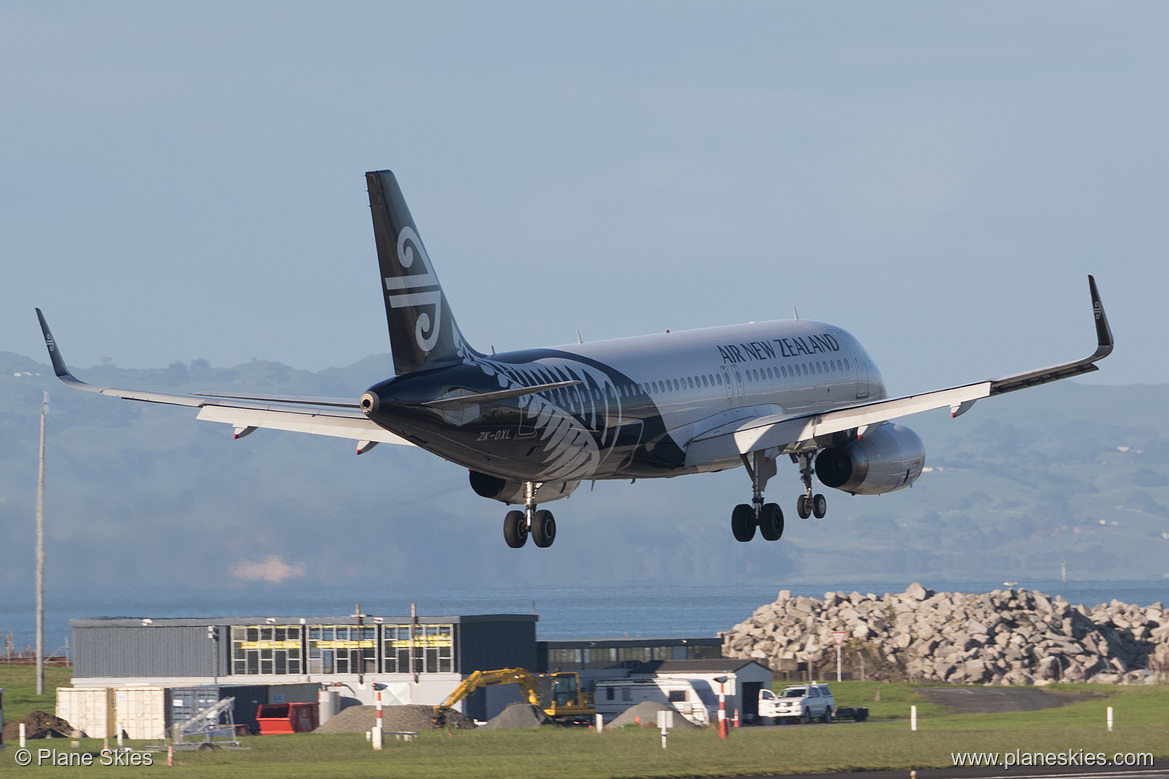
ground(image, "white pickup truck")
xmin=758 ymin=683 xmax=835 ymax=724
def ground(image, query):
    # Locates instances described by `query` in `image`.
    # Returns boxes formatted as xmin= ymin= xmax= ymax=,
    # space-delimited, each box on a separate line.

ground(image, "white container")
xmin=57 ymin=688 xmax=115 ymax=739
xmin=114 ymin=687 xmax=167 ymax=740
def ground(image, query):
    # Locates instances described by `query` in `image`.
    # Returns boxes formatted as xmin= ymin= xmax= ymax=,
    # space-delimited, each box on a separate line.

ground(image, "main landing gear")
xmin=731 ymin=451 xmax=826 ymax=543
xmin=503 ymin=481 xmax=557 ymax=549
xmin=732 ymin=451 xmax=785 ymax=542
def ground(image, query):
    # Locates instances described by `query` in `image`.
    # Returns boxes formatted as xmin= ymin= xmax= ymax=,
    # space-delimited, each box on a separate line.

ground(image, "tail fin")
xmin=366 ymin=170 xmax=476 ymax=375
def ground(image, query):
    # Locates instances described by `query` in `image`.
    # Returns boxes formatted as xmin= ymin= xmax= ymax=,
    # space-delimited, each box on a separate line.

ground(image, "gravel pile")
xmin=610 ymin=701 xmax=700 ymax=729
xmin=313 ymin=704 xmax=474 ymax=733
xmin=477 ymin=702 xmax=553 ymax=730
xmin=723 ymin=583 xmax=1169 ymax=685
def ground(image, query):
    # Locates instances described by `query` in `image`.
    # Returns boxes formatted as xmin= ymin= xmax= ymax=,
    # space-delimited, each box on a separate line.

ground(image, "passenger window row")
xmin=539 ymin=357 xmax=853 ymax=409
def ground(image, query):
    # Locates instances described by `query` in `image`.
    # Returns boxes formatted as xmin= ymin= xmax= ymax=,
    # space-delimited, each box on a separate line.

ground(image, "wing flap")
xmin=684 ymin=382 xmax=991 ymax=467
xmin=36 ymin=308 xmax=412 ymax=447
xmin=196 ymin=406 xmax=412 ymax=445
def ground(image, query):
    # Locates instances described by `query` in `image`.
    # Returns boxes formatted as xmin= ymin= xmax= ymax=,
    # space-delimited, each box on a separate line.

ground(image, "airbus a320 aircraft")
xmin=37 ymin=170 xmax=1114 ymax=550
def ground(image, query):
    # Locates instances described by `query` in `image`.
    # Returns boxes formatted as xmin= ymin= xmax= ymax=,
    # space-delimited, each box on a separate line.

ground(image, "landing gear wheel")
xmin=797 ymin=494 xmax=812 ymax=519
xmin=759 ymin=502 xmax=784 ymax=541
xmin=812 ymin=494 xmax=827 ymax=519
xmin=503 ymin=510 xmax=528 ymax=548
xmin=532 ymin=509 xmax=557 ymax=548
xmin=731 ymin=504 xmax=756 ymax=542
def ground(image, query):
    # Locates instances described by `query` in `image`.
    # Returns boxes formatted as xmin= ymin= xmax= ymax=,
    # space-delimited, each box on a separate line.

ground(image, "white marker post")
xmin=595 ymin=713 xmax=603 ymax=733
xmin=832 ymin=630 xmax=847 ymax=682
xmin=19 ymin=723 xmax=26 ymax=749
xmin=657 ymin=710 xmax=673 ymax=749
xmin=1107 ymin=706 xmax=1113 ymax=732
xmin=910 ymin=705 xmax=917 ymax=731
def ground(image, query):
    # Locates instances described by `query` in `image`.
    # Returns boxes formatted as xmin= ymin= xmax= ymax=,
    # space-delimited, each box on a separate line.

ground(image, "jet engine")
xmin=814 ymin=423 xmax=925 ymax=495
xmin=468 ymin=471 xmax=580 ymax=505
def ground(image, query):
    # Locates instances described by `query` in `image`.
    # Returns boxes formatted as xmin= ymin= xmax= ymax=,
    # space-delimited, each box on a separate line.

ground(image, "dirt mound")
xmin=610 ymin=701 xmax=700 ymax=729
xmin=313 ymin=704 xmax=474 ymax=733
xmin=3 ymin=710 xmax=73 ymax=741
xmin=478 ymin=702 xmax=553 ymax=730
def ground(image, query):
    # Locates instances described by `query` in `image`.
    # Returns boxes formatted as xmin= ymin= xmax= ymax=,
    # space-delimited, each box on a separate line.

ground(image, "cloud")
xmin=229 ymin=555 xmax=306 ymax=583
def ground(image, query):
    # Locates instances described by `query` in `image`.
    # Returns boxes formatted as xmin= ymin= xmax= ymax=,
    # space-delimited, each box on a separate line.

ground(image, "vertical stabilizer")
xmin=367 ymin=170 xmax=475 ymax=375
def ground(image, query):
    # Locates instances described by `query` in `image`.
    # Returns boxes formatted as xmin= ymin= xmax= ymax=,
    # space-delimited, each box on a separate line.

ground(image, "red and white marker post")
xmin=717 ymin=680 xmax=728 ymax=739
xmin=372 ymin=680 xmax=384 ymax=750
xmin=832 ymin=630 xmax=847 ymax=683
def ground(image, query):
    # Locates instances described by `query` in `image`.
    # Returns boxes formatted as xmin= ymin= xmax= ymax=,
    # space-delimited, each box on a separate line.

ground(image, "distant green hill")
xmin=1 ymin=351 xmax=1166 ymax=592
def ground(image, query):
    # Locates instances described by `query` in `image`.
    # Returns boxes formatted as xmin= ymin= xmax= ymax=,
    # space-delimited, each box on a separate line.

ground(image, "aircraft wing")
xmin=683 ymin=275 xmax=1114 ymax=468
xmin=35 ymin=309 xmax=413 ymax=451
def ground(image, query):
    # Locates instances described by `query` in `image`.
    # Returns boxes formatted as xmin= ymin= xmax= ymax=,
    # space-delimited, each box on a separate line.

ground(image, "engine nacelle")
xmin=468 ymin=471 xmax=580 ymax=505
xmin=814 ymin=423 xmax=925 ymax=495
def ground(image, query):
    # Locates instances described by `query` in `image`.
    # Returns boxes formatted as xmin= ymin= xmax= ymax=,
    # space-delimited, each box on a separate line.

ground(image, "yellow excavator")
xmin=432 ymin=667 xmax=595 ymax=725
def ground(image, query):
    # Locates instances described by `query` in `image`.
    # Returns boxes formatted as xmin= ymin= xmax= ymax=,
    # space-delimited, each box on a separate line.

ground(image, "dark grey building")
xmin=71 ymin=613 xmax=537 ymax=713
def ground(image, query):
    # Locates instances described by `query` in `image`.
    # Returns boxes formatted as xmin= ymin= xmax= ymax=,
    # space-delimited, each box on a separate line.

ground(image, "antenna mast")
xmin=36 ymin=391 xmax=48 ymax=696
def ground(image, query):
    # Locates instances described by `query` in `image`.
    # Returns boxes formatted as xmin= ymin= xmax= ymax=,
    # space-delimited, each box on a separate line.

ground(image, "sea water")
xmin=2 ymin=579 xmax=1167 ymax=657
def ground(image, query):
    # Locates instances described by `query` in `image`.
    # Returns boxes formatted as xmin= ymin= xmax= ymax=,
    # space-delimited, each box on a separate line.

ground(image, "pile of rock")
xmin=478 ymin=702 xmax=553 ymax=730
xmin=313 ymin=704 xmax=474 ymax=733
xmin=722 ymin=583 xmax=1169 ymax=685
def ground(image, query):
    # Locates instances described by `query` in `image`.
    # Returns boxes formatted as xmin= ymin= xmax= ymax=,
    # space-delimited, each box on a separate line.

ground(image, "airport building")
xmin=64 ymin=612 xmax=724 ymax=736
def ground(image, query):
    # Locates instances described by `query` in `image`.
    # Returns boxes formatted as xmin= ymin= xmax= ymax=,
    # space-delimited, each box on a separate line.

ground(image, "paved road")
xmin=917 ymin=686 xmax=1095 ymax=715
xmin=739 ymin=764 xmax=1168 ymax=779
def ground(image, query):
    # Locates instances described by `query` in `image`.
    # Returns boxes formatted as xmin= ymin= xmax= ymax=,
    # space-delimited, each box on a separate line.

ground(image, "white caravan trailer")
xmin=594 ymin=678 xmax=710 ymax=726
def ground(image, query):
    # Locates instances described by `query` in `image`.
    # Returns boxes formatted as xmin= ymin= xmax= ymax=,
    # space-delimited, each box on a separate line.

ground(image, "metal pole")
xmin=36 ymin=391 xmax=48 ymax=696
xmin=836 ymin=644 xmax=842 ymax=683
xmin=411 ymin=603 xmax=418 ymax=685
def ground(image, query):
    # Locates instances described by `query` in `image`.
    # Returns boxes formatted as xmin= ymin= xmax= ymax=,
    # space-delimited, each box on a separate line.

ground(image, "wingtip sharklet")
xmin=35 ymin=308 xmax=82 ymax=384
xmin=1087 ymin=274 xmax=1114 ymax=359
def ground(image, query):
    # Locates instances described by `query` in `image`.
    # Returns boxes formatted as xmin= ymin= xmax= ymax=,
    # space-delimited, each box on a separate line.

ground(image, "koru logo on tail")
xmin=384 ymin=226 xmax=442 ymax=351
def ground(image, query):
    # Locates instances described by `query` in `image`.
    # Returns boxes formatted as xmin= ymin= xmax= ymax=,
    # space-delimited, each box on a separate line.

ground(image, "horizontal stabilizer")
xmin=422 ymin=380 xmax=582 ymax=409
xmin=193 ymin=391 xmax=359 ymax=408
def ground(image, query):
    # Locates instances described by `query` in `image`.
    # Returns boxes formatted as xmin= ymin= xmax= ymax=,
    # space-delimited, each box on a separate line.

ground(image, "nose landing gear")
xmin=795 ymin=452 xmax=828 ymax=520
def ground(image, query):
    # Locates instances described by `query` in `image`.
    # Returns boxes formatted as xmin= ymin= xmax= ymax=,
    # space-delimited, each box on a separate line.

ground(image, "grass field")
xmin=1 ymin=669 xmax=1166 ymax=778
xmin=0 ymin=664 xmax=73 ymax=724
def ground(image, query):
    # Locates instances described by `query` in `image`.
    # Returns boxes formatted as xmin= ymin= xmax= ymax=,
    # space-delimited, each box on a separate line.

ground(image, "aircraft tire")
xmin=759 ymin=502 xmax=784 ymax=541
xmin=797 ymin=495 xmax=812 ymax=519
xmin=731 ymin=504 xmax=756 ymax=542
xmin=504 ymin=510 xmax=529 ymax=548
xmin=812 ymin=494 xmax=827 ymax=519
xmin=532 ymin=509 xmax=556 ymax=548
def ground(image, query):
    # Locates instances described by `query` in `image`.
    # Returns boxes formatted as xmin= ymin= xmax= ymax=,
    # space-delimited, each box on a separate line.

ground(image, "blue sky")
xmin=3 ymin=2 xmax=1166 ymax=395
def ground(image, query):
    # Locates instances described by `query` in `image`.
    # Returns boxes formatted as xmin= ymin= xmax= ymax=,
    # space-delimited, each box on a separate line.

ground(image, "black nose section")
xmin=360 ymin=391 xmax=380 ymax=416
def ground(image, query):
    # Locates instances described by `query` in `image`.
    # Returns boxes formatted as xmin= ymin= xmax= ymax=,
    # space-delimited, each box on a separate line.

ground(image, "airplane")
xmin=36 ymin=169 xmax=1114 ymax=550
